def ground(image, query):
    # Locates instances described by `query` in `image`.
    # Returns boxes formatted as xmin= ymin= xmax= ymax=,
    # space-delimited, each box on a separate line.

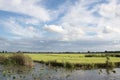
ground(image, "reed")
xmin=0 ymin=53 xmax=34 ymax=67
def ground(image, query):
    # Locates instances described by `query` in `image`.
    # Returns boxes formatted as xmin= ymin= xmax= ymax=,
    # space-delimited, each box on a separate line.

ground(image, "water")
xmin=0 ymin=63 xmax=120 ymax=80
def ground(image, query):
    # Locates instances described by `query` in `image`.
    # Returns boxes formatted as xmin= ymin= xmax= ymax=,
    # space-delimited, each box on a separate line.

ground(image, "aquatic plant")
xmin=105 ymin=56 xmax=115 ymax=68
xmin=64 ymin=62 xmax=74 ymax=69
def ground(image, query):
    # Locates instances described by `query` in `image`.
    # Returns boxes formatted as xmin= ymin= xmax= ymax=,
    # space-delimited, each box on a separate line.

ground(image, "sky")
xmin=0 ymin=0 xmax=120 ymax=52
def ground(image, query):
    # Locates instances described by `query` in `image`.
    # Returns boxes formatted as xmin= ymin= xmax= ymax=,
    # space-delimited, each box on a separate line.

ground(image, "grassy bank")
xmin=1 ymin=53 xmax=120 ymax=69
xmin=26 ymin=53 xmax=120 ymax=69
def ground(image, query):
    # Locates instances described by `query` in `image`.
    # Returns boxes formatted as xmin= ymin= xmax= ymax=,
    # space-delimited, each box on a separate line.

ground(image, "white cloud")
xmin=99 ymin=0 xmax=120 ymax=18
xmin=25 ymin=18 xmax=40 ymax=25
xmin=61 ymin=24 xmax=85 ymax=41
xmin=95 ymin=0 xmax=120 ymax=40
xmin=1 ymin=0 xmax=120 ymax=51
xmin=12 ymin=0 xmax=21 ymax=5
xmin=2 ymin=18 xmax=42 ymax=38
xmin=103 ymin=26 xmax=120 ymax=34
xmin=49 ymin=0 xmax=120 ymax=41
xmin=44 ymin=24 xmax=85 ymax=41
xmin=43 ymin=0 xmax=99 ymax=41
xmin=97 ymin=26 xmax=120 ymax=40
xmin=44 ymin=25 xmax=65 ymax=33
xmin=48 ymin=0 xmax=98 ymax=41
xmin=0 ymin=0 xmax=50 ymax=21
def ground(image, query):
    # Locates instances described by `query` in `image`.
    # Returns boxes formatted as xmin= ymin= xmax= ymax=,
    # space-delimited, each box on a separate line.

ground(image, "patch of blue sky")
xmin=86 ymin=32 xmax=97 ymax=36
xmin=87 ymin=23 xmax=98 ymax=27
xmin=43 ymin=30 xmax=59 ymax=38
xmin=0 ymin=10 xmax=24 ymax=18
xmin=0 ymin=27 xmax=6 ymax=35
xmin=85 ymin=0 xmax=109 ymax=18
xmin=0 ymin=10 xmax=41 ymax=28
xmin=46 ymin=12 xmax=65 ymax=25
xmin=0 ymin=10 xmax=36 ymax=20
xmin=78 ymin=22 xmax=97 ymax=28
xmin=117 ymin=0 xmax=120 ymax=4
xmin=86 ymin=0 xmax=109 ymax=10
xmin=41 ymin=0 xmax=66 ymax=10
xmin=92 ymin=11 xmax=102 ymax=18
xmin=0 ymin=21 xmax=8 ymax=37
xmin=41 ymin=0 xmax=78 ymax=10
xmin=0 ymin=27 xmax=14 ymax=39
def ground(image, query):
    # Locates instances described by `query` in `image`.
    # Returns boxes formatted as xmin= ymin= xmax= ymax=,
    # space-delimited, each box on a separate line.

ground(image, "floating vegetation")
xmin=0 ymin=62 xmax=120 ymax=80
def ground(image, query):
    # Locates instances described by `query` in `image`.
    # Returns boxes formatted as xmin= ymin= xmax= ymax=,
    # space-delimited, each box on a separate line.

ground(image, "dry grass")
xmin=0 ymin=53 xmax=34 ymax=67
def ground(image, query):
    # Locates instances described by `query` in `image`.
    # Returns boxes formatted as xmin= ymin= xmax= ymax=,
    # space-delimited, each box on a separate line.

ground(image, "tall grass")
xmin=105 ymin=56 xmax=115 ymax=68
xmin=0 ymin=53 xmax=34 ymax=67
xmin=0 ymin=55 xmax=7 ymax=63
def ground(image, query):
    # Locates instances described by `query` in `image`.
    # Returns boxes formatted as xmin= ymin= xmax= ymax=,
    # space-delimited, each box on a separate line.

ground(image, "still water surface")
xmin=0 ymin=63 xmax=120 ymax=80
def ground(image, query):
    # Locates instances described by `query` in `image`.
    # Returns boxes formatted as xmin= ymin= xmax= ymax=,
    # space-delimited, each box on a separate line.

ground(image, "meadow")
xmin=26 ymin=53 xmax=120 ymax=64
xmin=1 ymin=53 xmax=120 ymax=69
xmin=0 ymin=53 xmax=120 ymax=80
xmin=25 ymin=53 xmax=120 ymax=69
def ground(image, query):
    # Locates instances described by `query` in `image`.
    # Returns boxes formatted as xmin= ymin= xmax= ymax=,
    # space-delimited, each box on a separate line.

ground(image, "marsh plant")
xmin=105 ymin=56 xmax=115 ymax=68
xmin=0 ymin=53 xmax=34 ymax=67
xmin=0 ymin=55 xmax=7 ymax=63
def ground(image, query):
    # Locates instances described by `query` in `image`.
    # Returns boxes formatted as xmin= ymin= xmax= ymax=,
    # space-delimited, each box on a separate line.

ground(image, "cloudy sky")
xmin=0 ymin=0 xmax=120 ymax=52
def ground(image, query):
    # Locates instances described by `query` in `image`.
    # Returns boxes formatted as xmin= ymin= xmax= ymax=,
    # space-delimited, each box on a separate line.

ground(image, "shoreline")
xmin=34 ymin=60 xmax=120 ymax=69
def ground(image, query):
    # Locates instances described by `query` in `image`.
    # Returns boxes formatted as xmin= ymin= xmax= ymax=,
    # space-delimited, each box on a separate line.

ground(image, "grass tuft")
xmin=0 ymin=55 xmax=7 ymax=63
xmin=0 ymin=53 xmax=34 ymax=67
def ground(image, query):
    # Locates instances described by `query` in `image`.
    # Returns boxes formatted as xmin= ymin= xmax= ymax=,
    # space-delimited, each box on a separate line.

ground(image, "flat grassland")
xmin=26 ymin=54 xmax=120 ymax=64
xmin=1 ymin=53 xmax=120 ymax=65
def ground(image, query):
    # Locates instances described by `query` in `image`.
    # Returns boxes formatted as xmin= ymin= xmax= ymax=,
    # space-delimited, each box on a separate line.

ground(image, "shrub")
xmin=0 ymin=53 xmax=34 ymax=67
xmin=9 ymin=54 xmax=34 ymax=67
xmin=0 ymin=55 xmax=7 ymax=64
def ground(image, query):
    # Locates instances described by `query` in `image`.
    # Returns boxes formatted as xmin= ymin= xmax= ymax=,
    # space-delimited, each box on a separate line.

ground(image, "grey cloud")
xmin=0 ymin=37 xmax=119 ymax=52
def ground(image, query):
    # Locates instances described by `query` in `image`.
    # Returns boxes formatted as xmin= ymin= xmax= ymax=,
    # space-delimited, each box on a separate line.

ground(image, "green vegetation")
xmin=85 ymin=54 xmax=120 ymax=57
xmin=26 ymin=54 xmax=120 ymax=64
xmin=0 ymin=53 xmax=33 ymax=67
xmin=26 ymin=53 xmax=120 ymax=69
xmin=1 ymin=53 xmax=120 ymax=69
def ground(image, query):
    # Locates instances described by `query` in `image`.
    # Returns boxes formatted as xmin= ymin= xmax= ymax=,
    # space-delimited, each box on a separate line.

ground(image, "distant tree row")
xmin=0 ymin=50 xmax=7 ymax=53
xmin=0 ymin=50 xmax=120 ymax=54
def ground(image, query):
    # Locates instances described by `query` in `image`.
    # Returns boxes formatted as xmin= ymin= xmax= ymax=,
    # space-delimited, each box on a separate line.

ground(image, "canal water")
xmin=0 ymin=63 xmax=120 ymax=80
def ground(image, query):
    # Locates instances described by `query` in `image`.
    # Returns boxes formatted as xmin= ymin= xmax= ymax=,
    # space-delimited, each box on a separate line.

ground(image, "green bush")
xmin=0 ymin=54 xmax=34 ymax=67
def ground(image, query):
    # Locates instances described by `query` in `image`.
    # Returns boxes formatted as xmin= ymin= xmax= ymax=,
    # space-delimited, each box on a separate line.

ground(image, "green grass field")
xmin=26 ymin=54 xmax=120 ymax=64
xmin=1 ymin=53 xmax=120 ymax=69
xmin=1 ymin=53 xmax=120 ymax=64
